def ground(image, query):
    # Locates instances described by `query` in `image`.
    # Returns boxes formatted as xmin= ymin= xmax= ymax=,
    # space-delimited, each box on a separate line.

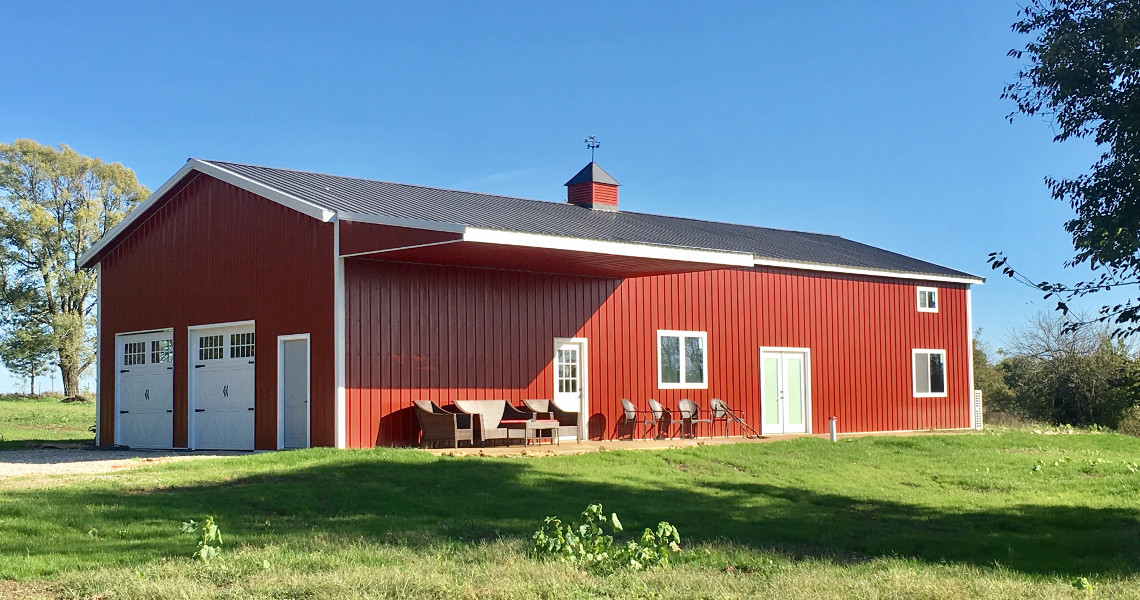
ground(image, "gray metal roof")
xmin=202 ymin=159 xmax=979 ymax=281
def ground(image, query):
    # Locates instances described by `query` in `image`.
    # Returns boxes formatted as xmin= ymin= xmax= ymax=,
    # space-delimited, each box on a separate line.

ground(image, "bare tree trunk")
xmin=30 ymin=374 xmax=35 ymax=396
xmin=58 ymin=358 xmax=80 ymax=399
xmin=59 ymin=362 xmax=80 ymax=397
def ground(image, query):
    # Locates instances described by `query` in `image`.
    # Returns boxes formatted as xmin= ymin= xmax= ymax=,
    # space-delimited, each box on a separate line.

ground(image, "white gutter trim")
xmin=337 ymin=211 xmax=467 ymax=234
xmin=751 ymin=257 xmax=985 ymax=285
xmin=340 ymin=239 xmax=464 ymax=258
xmin=78 ymin=159 xmax=336 ymax=267
xmin=462 ymin=227 xmax=756 ymax=267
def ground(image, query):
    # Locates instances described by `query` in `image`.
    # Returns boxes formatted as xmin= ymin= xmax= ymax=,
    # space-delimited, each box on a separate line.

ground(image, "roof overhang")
xmin=338 ymin=217 xmax=755 ymax=278
xmin=750 ymin=257 xmax=985 ymax=285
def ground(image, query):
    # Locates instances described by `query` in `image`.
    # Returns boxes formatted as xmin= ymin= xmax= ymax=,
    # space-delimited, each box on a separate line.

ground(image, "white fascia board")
xmin=462 ymin=227 xmax=756 ymax=267
xmin=192 ymin=160 xmax=336 ymax=222
xmin=336 ymin=211 xmax=467 ymax=234
xmin=78 ymin=159 xmax=336 ymax=268
xmin=79 ymin=161 xmax=197 ymax=267
xmin=751 ymin=257 xmax=985 ymax=285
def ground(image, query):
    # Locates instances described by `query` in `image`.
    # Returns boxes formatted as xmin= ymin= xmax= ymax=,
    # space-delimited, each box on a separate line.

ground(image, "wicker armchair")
xmin=413 ymin=400 xmax=474 ymax=448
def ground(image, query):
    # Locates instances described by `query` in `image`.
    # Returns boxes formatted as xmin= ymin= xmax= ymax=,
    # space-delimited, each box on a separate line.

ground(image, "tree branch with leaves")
xmin=994 ymin=0 xmax=1140 ymax=336
xmin=0 ymin=139 xmax=147 ymax=396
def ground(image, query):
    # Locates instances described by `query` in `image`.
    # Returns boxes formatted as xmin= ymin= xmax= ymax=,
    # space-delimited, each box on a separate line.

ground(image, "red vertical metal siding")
xmin=567 ymin=183 xmax=619 ymax=208
xmin=344 ymin=259 xmax=972 ymax=447
xmin=98 ymin=173 xmax=336 ymax=449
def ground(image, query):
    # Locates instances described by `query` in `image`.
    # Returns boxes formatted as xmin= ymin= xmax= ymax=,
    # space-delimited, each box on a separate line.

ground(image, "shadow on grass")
xmin=1 ymin=449 xmax=1137 ymax=578
xmin=0 ymin=438 xmax=94 ymax=451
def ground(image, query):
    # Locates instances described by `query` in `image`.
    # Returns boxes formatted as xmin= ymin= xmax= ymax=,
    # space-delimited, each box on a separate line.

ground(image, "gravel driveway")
xmin=0 ymin=447 xmax=232 ymax=478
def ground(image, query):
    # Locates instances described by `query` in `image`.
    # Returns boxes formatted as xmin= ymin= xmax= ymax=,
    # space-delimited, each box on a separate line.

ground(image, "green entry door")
xmin=760 ymin=349 xmax=809 ymax=434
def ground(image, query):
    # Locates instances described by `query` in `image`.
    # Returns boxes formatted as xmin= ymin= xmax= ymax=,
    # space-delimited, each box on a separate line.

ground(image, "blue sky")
xmin=0 ymin=1 xmax=1121 ymax=391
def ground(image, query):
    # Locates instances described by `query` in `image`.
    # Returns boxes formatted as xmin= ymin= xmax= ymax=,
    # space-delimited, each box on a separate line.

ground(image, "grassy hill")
xmin=0 ymin=427 xmax=1137 ymax=598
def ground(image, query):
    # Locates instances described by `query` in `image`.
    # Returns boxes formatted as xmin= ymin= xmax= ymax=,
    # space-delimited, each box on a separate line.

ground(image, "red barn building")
xmin=79 ymin=159 xmax=983 ymax=450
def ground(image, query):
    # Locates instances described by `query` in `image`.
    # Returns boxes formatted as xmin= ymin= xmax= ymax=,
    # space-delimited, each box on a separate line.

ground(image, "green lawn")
xmin=1 ymin=429 xmax=1139 ymax=599
xmin=0 ymin=394 xmax=94 ymax=449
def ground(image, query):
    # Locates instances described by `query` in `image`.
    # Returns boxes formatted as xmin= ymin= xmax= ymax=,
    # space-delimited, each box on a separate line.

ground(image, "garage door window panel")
xmin=199 ymin=335 xmax=224 ymax=360
xmin=124 ymin=342 xmax=146 ymax=365
xmin=151 ymin=339 xmax=173 ymax=364
xmin=231 ymin=332 xmax=255 ymax=358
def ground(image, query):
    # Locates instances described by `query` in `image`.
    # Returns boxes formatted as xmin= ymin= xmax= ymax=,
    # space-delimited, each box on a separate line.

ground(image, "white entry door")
xmin=115 ymin=329 xmax=174 ymax=448
xmin=760 ymin=348 xmax=810 ymax=434
xmin=191 ymin=324 xmax=256 ymax=450
xmin=553 ymin=339 xmax=586 ymax=438
xmin=278 ymin=335 xmax=310 ymax=449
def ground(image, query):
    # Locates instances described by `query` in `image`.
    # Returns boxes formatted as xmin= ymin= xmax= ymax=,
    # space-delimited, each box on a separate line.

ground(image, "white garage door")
xmin=191 ymin=324 xmax=256 ymax=450
xmin=115 ymin=330 xmax=174 ymax=449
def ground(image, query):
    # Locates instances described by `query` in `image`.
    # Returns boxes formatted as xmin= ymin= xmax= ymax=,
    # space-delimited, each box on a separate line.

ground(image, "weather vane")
xmin=584 ymin=135 xmax=600 ymax=162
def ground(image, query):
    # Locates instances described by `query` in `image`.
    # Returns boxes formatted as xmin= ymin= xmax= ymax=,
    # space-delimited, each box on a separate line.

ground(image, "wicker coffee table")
xmin=499 ymin=419 xmax=561 ymax=446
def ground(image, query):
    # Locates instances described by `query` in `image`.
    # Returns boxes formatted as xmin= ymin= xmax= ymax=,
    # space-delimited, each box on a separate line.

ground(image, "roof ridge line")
xmin=196 ymin=159 xmax=845 ymax=240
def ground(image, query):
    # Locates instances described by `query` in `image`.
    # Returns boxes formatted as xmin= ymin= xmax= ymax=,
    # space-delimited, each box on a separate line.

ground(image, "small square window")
xmin=913 ymin=349 xmax=947 ymax=397
xmin=657 ymin=330 xmax=708 ymax=389
xmin=917 ymin=287 xmax=938 ymax=313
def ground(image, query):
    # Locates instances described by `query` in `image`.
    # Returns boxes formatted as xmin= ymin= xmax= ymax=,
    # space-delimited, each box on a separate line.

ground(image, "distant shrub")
xmin=1116 ymin=405 xmax=1140 ymax=437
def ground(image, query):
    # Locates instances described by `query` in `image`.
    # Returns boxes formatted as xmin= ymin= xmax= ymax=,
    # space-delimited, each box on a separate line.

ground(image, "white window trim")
xmin=917 ymin=287 xmax=939 ymax=313
xmin=657 ymin=330 xmax=709 ymax=390
xmin=912 ymin=348 xmax=948 ymax=398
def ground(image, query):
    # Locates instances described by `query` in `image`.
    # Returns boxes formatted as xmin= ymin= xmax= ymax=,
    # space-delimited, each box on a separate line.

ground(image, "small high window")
xmin=657 ymin=330 xmax=708 ymax=389
xmin=917 ymin=287 xmax=938 ymax=313
xmin=913 ymin=349 xmax=947 ymax=397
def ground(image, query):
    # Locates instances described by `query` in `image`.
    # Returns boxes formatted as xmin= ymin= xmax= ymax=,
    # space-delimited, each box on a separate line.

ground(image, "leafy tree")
xmin=0 ymin=320 xmax=53 ymax=394
xmin=992 ymin=0 xmax=1140 ymax=335
xmin=0 ymin=140 xmax=148 ymax=396
xmin=1000 ymin=312 xmax=1140 ymax=426
xmin=972 ymin=333 xmax=1015 ymax=417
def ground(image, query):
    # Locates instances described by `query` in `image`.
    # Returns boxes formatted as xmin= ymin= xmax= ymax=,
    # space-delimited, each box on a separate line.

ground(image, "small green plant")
xmin=180 ymin=516 xmax=223 ymax=562
xmin=532 ymin=503 xmax=680 ymax=575
xmin=1072 ymin=576 xmax=1095 ymax=595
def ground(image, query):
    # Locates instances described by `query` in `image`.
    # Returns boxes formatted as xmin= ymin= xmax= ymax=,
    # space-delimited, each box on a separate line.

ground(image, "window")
xmin=230 ymin=332 xmax=255 ymax=358
xmin=124 ymin=342 xmax=146 ymax=366
xmin=151 ymin=339 xmax=173 ymax=364
xmin=556 ymin=347 xmax=579 ymax=393
xmin=657 ymin=330 xmax=708 ymax=389
xmin=199 ymin=335 xmax=224 ymax=360
xmin=917 ymin=287 xmax=938 ymax=313
xmin=912 ymin=349 xmax=947 ymax=397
